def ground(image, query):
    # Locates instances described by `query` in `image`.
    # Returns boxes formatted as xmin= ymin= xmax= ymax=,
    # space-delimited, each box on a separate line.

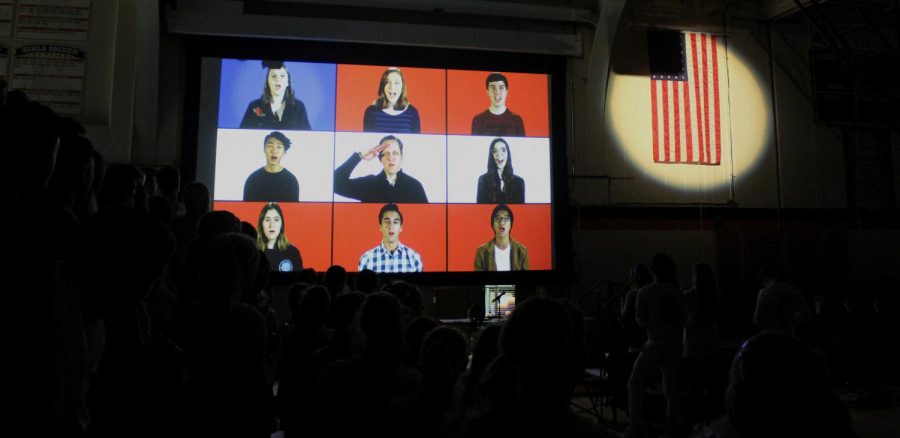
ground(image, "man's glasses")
xmin=493 ymin=216 xmax=511 ymax=223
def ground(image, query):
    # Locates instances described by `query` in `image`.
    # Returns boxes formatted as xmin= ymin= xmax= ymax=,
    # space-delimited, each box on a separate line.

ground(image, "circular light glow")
xmin=607 ymin=49 xmax=770 ymax=192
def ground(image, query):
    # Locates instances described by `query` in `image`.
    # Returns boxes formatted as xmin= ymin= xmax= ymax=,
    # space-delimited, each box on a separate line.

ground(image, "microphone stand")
xmin=492 ymin=290 xmax=507 ymax=319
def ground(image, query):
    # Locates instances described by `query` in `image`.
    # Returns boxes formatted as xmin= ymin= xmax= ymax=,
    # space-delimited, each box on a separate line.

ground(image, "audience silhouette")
xmin=462 ymin=296 xmax=604 ymax=438
xmin=626 ymin=254 xmax=686 ymax=438
xmin=7 ymin=92 xmax=875 ymax=438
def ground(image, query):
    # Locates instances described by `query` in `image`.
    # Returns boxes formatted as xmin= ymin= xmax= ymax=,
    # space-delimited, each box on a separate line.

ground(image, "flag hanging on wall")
xmin=648 ymin=31 xmax=724 ymax=165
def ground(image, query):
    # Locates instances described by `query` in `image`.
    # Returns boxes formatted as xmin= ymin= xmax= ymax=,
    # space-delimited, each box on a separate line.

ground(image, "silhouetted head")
xmin=498 ymin=296 xmax=586 ymax=404
xmin=240 ymin=221 xmax=257 ymax=240
xmin=182 ymin=182 xmax=210 ymax=216
xmin=75 ymin=208 xmax=175 ymax=316
xmin=1 ymin=100 xmax=62 ymax=197
xmin=355 ymin=268 xmax=379 ymax=294
xmin=630 ymin=263 xmax=653 ymax=288
xmin=197 ymin=211 xmax=240 ymax=243
xmin=157 ymin=166 xmax=180 ymax=199
xmin=325 ymin=265 xmax=348 ymax=296
xmin=298 ymin=267 xmax=318 ymax=285
xmin=758 ymin=265 xmax=783 ymax=287
xmin=405 ymin=316 xmax=440 ymax=366
xmin=297 ymin=285 xmax=331 ymax=326
xmin=198 ymin=233 xmax=259 ymax=310
xmin=422 ymin=326 xmax=469 ymax=376
xmin=360 ymin=292 xmax=405 ymax=362
xmin=384 ymin=280 xmax=424 ymax=322
xmin=98 ymin=165 xmax=139 ymax=210
xmin=650 ymin=253 xmax=678 ymax=283
xmin=47 ymin=134 xmax=94 ymax=206
xmin=141 ymin=167 xmax=159 ymax=197
xmin=327 ymin=291 xmax=366 ymax=331
xmin=726 ymin=333 xmax=852 ymax=437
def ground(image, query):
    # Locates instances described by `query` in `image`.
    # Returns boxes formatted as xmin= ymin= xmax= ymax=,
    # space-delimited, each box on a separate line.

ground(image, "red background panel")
xmin=447 ymin=70 xmax=550 ymax=137
xmin=335 ymin=65 xmax=447 ymax=134
xmin=214 ymin=202 xmax=333 ymax=272
xmin=447 ymin=204 xmax=552 ymax=271
xmin=333 ymin=203 xmax=447 ymax=272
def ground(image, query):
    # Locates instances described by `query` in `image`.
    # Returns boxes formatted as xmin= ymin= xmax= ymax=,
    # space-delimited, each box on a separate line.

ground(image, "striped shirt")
xmin=358 ymin=242 xmax=423 ymax=273
xmin=363 ymin=105 xmax=421 ymax=133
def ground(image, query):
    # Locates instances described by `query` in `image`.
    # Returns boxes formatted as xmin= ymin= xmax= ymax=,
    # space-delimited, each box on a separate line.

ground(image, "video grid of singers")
xmin=212 ymin=59 xmax=553 ymax=273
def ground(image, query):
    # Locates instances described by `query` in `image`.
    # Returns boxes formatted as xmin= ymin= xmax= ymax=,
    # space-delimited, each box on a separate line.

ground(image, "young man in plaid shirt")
xmin=358 ymin=203 xmax=423 ymax=273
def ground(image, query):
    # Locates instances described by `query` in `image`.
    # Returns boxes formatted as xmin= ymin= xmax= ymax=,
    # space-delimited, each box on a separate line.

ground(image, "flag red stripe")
xmin=690 ymin=34 xmax=705 ymax=163
xmin=701 ymin=33 xmax=711 ymax=164
xmin=662 ymin=80 xmax=670 ymax=162
xmin=672 ymin=81 xmax=681 ymax=162
xmin=711 ymin=35 xmax=721 ymax=164
xmin=651 ymin=80 xmax=659 ymax=162
xmin=682 ymin=80 xmax=693 ymax=162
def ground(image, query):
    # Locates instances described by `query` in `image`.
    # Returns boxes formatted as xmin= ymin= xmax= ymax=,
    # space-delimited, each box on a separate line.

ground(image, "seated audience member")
xmin=334 ymin=135 xmax=428 ymax=203
xmin=616 ymin=264 xmax=653 ymax=411
xmin=255 ymin=202 xmax=303 ymax=272
xmin=312 ymin=293 xmax=422 ymax=436
xmin=240 ymin=60 xmax=312 ymax=130
xmin=74 ymin=208 xmax=177 ymax=438
xmin=298 ymin=267 xmax=318 ymax=285
xmin=324 ymin=265 xmax=348 ymax=297
xmin=474 ymin=204 xmax=529 ymax=271
xmin=383 ymin=280 xmax=425 ymax=325
xmin=684 ymin=263 xmax=721 ymax=358
xmin=157 ymin=166 xmax=182 ymax=216
xmin=317 ymin=291 xmax=366 ymax=364
xmin=98 ymin=165 xmax=140 ymax=211
xmin=178 ymin=210 xmax=242 ymax=303
xmin=3 ymin=98 xmax=83 ymax=437
xmin=462 ymin=297 xmax=603 ymax=438
xmin=182 ymin=233 xmax=273 ymax=438
xmin=476 ymin=138 xmax=525 ymax=204
xmin=243 ymin=131 xmax=300 ymax=202
xmin=48 ymin=133 xmax=94 ymax=215
xmin=471 ymin=72 xmax=525 ymax=137
xmin=403 ymin=316 xmax=440 ymax=367
xmin=354 ymin=268 xmax=380 ymax=294
xmin=141 ymin=166 xmax=160 ymax=198
xmin=45 ymin=133 xmax=93 ymax=257
xmin=620 ymin=264 xmax=653 ymax=355
xmin=694 ymin=333 xmax=854 ymax=438
xmin=391 ymin=326 xmax=470 ymax=438
xmin=240 ymin=220 xmax=257 ymax=240
xmin=279 ymin=286 xmax=331 ymax=438
xmin=626 ymin=254 xmax=686 ymax=438
xmin=3 ymin=101 xmax=57 ymax=209
xmin=753 ymin=266 xmax=811 ymax=336
xmin=358 ymin=203 xmax=423 ymax=273
xmin=683 ymin=263 xmax=723 ymax=419
xmin=461 ymin=324 xmax=502 ymax=410
xmin=171 ymin=182 xmax=210 ymax=248
xmin=363 ymin=67 xmax=421 ymax=133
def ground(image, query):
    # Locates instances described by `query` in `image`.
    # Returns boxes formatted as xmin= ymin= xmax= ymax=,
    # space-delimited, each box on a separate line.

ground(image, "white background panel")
xmin=333 ymin=132 xmax=447 ymax=203
xmin=214 ymin=129 xmax=335 ymax=202
xmin=447 ymin=135 xmax=551 ymax=203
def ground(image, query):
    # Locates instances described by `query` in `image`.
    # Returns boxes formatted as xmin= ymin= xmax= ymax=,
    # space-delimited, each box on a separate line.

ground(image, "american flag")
xmin=648 ymin=31 xmax=724 ymax=165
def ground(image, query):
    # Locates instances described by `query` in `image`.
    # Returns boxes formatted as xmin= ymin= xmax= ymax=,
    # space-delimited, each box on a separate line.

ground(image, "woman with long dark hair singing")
xmin=476 ymin=138 xmax=525 ymax=204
